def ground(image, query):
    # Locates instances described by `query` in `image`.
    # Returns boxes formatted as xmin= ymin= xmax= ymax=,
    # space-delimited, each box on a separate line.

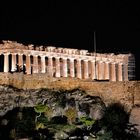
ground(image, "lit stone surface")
xmin=55 ymin=57 xmax=60 ymax=77
xmin=110 ymin=63 xmax=116 ymax=81
xmin=33 ymin=55 xmax=38 ymax=74
xmin=26 ymin=55 xmax=31 ymax=74
xmin=83 ymin=60 xmax=89 ymax=79
xmin=62 ymin=58 xmax=68 ymax=77
xmin=118 ymin=63 xmax=123 ymax=81
xmin=18 ymin=54 xmax=23 ymax=67
xmin=11 ymin=53 xmax=16 ymax=71
xmin=69 ymin=58 xmax=75 ymax=77
xmin=4 ymin=53 xmax=9 ymax=72
xmin=48 ymin=57 xmax=53 ymax=77
xmin=104 ymin=62 xmax=110 ymax=80
xmin=77 ymin=59 xmax=82 ymax=79
xmin=0 ymin=40 xmax=135 ymax=81
xmin=41 ymin=56 xmax=46 ymax=73
xmin=90 ymin=60 xmax=96 ymax=80
xmin=124 ymin=64 xmax=129 ymax=81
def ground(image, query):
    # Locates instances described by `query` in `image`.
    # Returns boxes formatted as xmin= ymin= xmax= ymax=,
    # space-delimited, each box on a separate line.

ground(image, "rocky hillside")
xmin=0 ymin=85 xmax=106 ymax=120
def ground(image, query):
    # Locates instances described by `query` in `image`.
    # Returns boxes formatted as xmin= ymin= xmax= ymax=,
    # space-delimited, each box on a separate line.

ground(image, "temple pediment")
xmin=0 ymin=40 xmax=28 ymax=50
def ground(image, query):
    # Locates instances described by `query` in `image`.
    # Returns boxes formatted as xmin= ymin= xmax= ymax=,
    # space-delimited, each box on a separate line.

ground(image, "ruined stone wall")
xmin=0 ymin=73 xmax=140 ymax=110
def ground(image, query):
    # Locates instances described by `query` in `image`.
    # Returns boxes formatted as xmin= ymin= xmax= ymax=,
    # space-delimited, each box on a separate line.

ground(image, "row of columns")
xmin=2 ymin=53 xmax=128 ymax=81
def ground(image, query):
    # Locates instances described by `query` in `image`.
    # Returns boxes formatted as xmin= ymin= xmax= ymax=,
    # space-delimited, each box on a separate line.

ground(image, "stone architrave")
xmin=26 ymin=55 xmax=31 ymax=74
xmin=55 ymin=57 xmax=60 ymax=77
xmin=48 ymin=57 xmax=53 ymax=77
xmin=62 ymin=58 xmax=68 ymax=77
xmin=77 ymin=59 xmax=82 ymax=79
xmin=83 ymin=60 xmax=89 ymax=79
xmin=4 ymin=53 xmax=9 ymax=72
xmin=11 ymin=53 xmax=16 ymax=72
xmin=41 ymin=56 xmax=46 ymax=73
xmin=110 ymin=62 xmax=116 ymax=81
xmin=118 ymin=63 xmax=123 ymax=81
xmin=124 ymin=63 xmax=128 ymax=81
xmin=104 ymin=62 xmax=110 ymax=80
xmin=33 ymin=55 xmax=39 ymax=73
xmin=69 ymin=58 xmax=75 ymax=77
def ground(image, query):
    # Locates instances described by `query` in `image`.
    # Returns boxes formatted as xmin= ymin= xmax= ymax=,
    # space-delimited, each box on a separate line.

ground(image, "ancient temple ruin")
xmin=0 ymin=40 xmax=135 ymax=81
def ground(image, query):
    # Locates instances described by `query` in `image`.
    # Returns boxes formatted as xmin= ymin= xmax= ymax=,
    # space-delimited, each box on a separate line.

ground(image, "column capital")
xmin=119 ymin=62 xmax=123 ymax=65
xmin=40 ymin=55 xmax=45 ymax=58
xmin=83 ymin=59 xmax=89 ymax=62
xmin=77 ymin=59 xmax=82 ymax=61
xmin=62 ymin=57 xmax=67 ymax=60
xmin=4 ymin=52 xmax=10 ymax=55
xmin=90 ymin=60 xmax=95 ymax=62
xmin=19 ymin=53 xmax=23 ymax=56
xmin=69 ymin=58 xmax=75 ymax=61
xmin=11 ymin=53 xmax=17 ymax=55
xmin=48 ymin=56 xmax=53 ymax=59
xmin=55 ymin=57 xmax=60 ymax=59
xmin=98 ymin=60 xmax=104 ymax=63
xmin=26 ymin=54 xmax=31 ymax=57
xmin=104 ymin=61 xmax=110 ymax=64
xmin=111 ymin=62 xmax=117 ymax=64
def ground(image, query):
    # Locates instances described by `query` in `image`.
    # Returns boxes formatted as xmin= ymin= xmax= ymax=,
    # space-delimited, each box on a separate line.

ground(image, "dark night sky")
xmin=0 ymin=1 xmax=140 ymax=79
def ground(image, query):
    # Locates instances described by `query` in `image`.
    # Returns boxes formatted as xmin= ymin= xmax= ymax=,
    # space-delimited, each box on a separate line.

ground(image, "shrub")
xmin=65 ymin=107 xmax=77 ymax=124
xmin=79 ymin=117 xmax=95 ymax=127
xmin=99 ymin=103 xmax=130 ymax=139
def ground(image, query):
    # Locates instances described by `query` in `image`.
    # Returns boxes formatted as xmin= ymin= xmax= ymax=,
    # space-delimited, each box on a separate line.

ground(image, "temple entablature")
xmin=79 ymin=50 xmax=88 ymax=55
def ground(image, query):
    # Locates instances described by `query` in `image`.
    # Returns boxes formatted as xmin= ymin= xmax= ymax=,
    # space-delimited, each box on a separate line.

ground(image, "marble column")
xmin=18 ymin=54 xmax=23 ymax=67
xmin=77 ymin=59 xmax=82 ymax=79
xmin=98 ymin=61 xmax=104 ymax=80
xmin=48 ymin=57 xmax=53 ymax=77
xmin=104 ymin=62 xmax=110 ymax=80
xmin=96 ymin=61 xmax=99 ymax=79
xmin=110 ymin=62 xmax=116 ymax=81
xmin=90 ymin=60 xmax=96 ymax=80
xmin=83 ymin=60 xmax=89 ymax=79
xmin=55 ymin=57 xmax=60 ymax=77
xmin=41 ymin=56 xmax=46 ymax=73
xmin=62 ymin=58 xmax=68 ymax=77
xmin=91 ymin=60 xmax=96 ymax=80
xmin=26 ymin=55 xmax=31 ymax=74
xmin=69 ymin=58 xmax=75 ymax=77
xmin=118 ymin=63 xmax=123 ymax=81
xmin=124 ymin=63 xmax=128 ymax=81
xmin=33 ymin=55 xmax=38 ymax=73
xmin=11 ymin=53 xmax=16 ymax=71
xmin=4 ymin=53 xmax=9 ymax=72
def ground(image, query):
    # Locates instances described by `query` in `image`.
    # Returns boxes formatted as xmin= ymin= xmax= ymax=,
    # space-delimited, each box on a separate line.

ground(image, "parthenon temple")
xmin=0 ymin=40 xmax=135 ymax=81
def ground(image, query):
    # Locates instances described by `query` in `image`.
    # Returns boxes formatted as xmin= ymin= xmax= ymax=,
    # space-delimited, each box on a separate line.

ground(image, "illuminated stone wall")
xmin=0 ymin=73 xmax=140 ymax=111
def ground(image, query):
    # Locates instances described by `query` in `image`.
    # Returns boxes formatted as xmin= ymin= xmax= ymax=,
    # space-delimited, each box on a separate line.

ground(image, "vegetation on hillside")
xmin=0 ymin=88 xmax=139 ymax=139
xmin=0 ymin=103 xmax=139 ymax=140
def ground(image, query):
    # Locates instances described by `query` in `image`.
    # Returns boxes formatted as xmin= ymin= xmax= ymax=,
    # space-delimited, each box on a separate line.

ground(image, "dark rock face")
xmin=129 ymin=106 xmax=140 ymax=135
xmin=0 ymin=85 xmax=105 ymax=120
